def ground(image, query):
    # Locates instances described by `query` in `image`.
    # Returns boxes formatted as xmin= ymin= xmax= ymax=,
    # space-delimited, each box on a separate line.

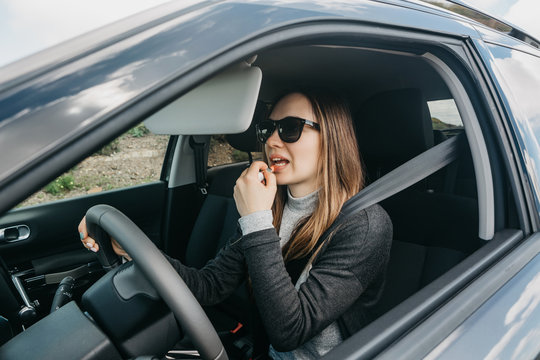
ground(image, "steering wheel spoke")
xmin=85 ymin=204 xmax=228 ymax=360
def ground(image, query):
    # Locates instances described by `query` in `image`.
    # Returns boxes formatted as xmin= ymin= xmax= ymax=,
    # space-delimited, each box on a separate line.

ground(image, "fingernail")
xmin=90 ymin=247 xmax=98 ymax=253
xmin=86 ymin=242 xmax=93 ymax=247
xmin=79 ymin=232 xmax=84 ymax=240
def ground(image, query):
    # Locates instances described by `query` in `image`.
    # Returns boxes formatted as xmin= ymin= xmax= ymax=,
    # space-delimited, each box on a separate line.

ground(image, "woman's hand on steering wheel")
xmin=78 ymin=216 xmax=132 ymax=261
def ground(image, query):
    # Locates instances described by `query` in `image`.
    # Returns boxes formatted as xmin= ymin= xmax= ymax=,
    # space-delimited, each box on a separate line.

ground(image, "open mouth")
xmin=270 ymin=156 xmax=290 ymax=170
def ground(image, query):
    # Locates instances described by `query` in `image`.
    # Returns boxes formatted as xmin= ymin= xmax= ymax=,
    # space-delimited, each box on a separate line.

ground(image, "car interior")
xmin=0 ymin=38 xmax=524 ymax=360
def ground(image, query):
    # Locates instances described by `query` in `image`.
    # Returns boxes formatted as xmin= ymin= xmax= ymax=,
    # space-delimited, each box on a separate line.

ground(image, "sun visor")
xmin=144 ymin=62 xmax=262 ymax=135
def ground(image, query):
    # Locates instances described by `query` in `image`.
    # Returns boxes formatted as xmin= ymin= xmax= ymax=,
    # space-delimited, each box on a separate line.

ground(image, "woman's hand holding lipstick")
xmin=234 ymin=161 xmax=276 ymax=217
xmin=258 ymin=165 xmax=275 ymax=183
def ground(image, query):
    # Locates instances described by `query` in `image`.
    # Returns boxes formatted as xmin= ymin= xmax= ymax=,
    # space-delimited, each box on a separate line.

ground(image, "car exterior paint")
xmin=1 ymin=1 xmax=540 ymax=359
xmin=425 ymin=233 xmax=540 ymax=359
xmin=0 ymin=0 xmax=481 ymax=213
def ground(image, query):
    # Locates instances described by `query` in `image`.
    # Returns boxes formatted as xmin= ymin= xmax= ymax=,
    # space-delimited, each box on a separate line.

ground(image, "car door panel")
xmin=0 ymin=181 xmax=167 ymax=266
xmin=0 ymin=181 xmax=167 ymax=321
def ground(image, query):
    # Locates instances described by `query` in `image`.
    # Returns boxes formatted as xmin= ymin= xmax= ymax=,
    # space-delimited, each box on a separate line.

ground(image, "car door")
xmin=324 ymin=24 xmax=540 ymax=360
xmin=0 ymin=126 xmax=174 ymax=328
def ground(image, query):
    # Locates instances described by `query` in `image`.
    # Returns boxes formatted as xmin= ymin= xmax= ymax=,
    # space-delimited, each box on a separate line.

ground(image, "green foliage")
xmin=128 ymin=123 xmax=150 ymax=138
xmin=232 ymin=150 xmax=249 ymax=162
xmin=95 ymin=139 xmax=120 ymax=156
xmin=432 ymin=117 xmax=458 ymax=130
xmin=44 ymin=174 xmax=76 ymax=195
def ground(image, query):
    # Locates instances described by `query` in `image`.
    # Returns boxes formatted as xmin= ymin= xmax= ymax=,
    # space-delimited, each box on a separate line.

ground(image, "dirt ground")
xmin=19 ymin=133 xmax=240 ymax=208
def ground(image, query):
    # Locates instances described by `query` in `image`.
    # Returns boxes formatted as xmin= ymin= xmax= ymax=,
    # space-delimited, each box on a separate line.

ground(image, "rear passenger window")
xmin=428 ymin=99 xmax=464 ymax=130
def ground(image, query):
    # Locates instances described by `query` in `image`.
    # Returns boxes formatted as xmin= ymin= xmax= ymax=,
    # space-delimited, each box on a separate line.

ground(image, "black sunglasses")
xmin=256 ymin=116 xmax=320 ymax=144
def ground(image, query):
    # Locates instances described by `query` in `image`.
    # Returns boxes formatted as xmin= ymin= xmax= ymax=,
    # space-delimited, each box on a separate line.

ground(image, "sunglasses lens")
xmin=257 ymin=117 xmax=308 ymax=143
xmin=279 ymin=118 xmax=303 ymax=143
xmin=257 ymin=121 xmax=275 ymax=143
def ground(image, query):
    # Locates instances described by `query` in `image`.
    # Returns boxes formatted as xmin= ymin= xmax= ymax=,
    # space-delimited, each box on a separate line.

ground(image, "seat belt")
xmin=252 ymin=134 xmax=464 ymax=356
xmin=189 ymin=136 xmax=208 ymax=196
xmin=341 ymin=133 xmax=463 ymax=217
xmin=288 ymin=134 xmax=463 ymax=283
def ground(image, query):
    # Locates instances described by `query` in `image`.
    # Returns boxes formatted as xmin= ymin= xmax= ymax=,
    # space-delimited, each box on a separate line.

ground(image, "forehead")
xmin=270 ymin=93 xmax=314 ymax=120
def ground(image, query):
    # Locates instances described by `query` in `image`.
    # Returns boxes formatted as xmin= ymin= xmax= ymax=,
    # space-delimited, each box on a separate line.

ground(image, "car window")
xmin=428 ymin=99 xmax=464 ymax=130
xmin=484 ymin=44 xmax=540 ymax=212
xmin=208 ymin=135 xmax=263 ymax=167
xmin=18 ymin=124 xmax=169 ymax=207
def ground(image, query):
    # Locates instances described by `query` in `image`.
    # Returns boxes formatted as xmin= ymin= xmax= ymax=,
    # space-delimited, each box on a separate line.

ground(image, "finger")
xmin=83 ymin=237 xmax=95 ymax=247
xmin=111 ymin=238 xmax=132 ymax=260
xmin=111 ymin=238 xmax=124 ymax=256
xmin=246 ymin=161 xmax=268 ymax=176
xmin=237 ymin=169 xmax=249 ymax=184
xmin=82 ymin=237 xmax=99 ymax=252
xmin=263 ymin=170 xmax=277 ymax=188
xmin=84 ymin=238 xmax=99 ymax=253
xmin=78 ymin=216 xmax=88 ymax=240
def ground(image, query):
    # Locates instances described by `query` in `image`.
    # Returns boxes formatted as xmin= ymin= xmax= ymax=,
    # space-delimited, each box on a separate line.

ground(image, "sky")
xmin=0 ymin=0 xmax=171 ymax=67
xmin=463 ymin=0 xmax=540 ymax=40
xmin=0 ymin=0 xmax=539 ymax=68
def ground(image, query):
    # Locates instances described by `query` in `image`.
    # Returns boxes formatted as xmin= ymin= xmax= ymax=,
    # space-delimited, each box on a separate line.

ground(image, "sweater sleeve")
xmin=163 ymin=236 xmax=247 ymax=306
xmin=240 ymin=204 xmax=392 ymax=352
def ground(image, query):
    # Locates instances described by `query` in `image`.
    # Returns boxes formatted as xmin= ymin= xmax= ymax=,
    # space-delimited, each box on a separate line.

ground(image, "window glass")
xmin=208 ymin=135 xmax=263 ymax=167
xmin=19 ymin=124 xmax=169 ymax=207
xmin=485 ymin=44 xmax=540 ymax=212
xmin=428 ymin=99 xmax=463 ymax=130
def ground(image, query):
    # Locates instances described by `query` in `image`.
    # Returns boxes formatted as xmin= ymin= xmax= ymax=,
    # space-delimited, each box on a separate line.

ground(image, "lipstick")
xmin=258 ymin=166 xmax=275 ymax=182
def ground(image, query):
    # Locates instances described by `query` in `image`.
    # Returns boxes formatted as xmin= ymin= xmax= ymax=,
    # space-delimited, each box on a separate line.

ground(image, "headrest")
xmin=356 ymin=88 xmax=434 ymax=170
xmin=225 ymin=101 xmax=268 ymax=153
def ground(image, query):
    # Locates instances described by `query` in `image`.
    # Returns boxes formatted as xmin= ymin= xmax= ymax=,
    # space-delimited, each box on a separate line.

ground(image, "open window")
xmin=155 ymin=35 xmax=523 ymax=358
xmin=0 ymin=14 xmax=528 ymax=359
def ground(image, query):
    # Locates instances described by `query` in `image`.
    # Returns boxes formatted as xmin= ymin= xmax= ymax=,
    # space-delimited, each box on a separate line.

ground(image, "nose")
xmin=265 ymin=127 xmax=283 ymax=148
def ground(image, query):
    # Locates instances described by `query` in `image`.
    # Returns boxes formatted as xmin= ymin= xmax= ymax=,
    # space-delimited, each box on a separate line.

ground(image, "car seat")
xmin=175 ymin=103 xmax=265 ymax=357
xmin=355 ymin=88 xmax=480 ymax=317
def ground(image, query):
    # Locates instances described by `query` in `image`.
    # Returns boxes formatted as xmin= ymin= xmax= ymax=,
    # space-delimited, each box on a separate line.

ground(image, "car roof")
xmin=0 ymin=0 xmax=530 ymax=213
xmin=1 ymin=0 xmax=537 ymax=86
xmin=404 ymin=0 xmax=540 ymax=49
xmin=0 ymin=0 xmax=479 ymax=91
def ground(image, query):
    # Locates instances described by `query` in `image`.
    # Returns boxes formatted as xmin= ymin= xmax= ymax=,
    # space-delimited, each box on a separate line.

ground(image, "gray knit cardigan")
xmin=165 ymin=204 xmax=392 ymax=352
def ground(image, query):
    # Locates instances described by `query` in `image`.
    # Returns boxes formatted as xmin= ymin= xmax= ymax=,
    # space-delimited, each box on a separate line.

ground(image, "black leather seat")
xmin=181 ymin=103 xmax=265 ymax=335
xmin=185 ymin=101 xmax=263 ymax=270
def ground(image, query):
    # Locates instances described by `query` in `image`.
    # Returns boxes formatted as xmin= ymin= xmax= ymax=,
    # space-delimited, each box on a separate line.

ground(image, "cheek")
xmin=293 ymin=148 xmax=320 ymax=175
xmin=295 ymin=136 xmax=320 ymax=161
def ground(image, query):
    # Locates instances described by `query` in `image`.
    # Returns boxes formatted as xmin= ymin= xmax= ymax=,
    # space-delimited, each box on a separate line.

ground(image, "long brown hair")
xmin=266 ymin=89 xmax=364 ymax=262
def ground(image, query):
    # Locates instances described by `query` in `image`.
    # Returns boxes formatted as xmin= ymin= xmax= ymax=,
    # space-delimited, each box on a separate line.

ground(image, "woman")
xmin=79 ymin=90 xmax=392 ymax=359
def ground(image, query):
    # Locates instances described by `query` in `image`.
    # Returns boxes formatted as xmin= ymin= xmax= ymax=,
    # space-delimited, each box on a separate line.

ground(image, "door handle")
xmin=0 ymin=225 xmax=30 ymax=243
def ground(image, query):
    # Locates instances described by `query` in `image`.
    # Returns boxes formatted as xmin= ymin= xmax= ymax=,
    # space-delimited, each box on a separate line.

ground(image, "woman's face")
xmin=265 ymin=93 xmax=321 ymax=198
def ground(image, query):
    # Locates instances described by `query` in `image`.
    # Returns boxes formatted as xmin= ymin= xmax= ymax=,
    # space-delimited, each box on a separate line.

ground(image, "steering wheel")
xmin=85 ymin=204 xmax=228 ymax=360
